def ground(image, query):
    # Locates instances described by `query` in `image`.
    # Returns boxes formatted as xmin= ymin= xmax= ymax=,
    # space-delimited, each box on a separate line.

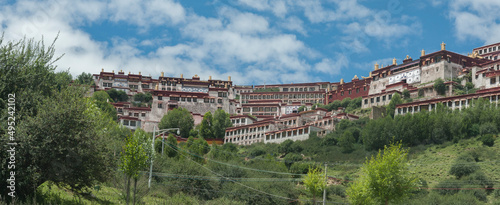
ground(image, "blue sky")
xmin=1 ymin=0 xmax=499 ymax=85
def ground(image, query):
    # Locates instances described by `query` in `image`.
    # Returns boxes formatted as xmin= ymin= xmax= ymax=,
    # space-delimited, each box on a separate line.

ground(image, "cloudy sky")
xmin=1 ymin=0 xmax=499 ymax=85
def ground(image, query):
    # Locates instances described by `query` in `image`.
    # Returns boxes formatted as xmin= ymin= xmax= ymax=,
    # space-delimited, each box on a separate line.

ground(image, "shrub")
xmin=434 ymin=180 xmax=461 ymax=195
xmin=494 ymin=188 xmax=500 ymax=198
xmin=449 ymin=154 xmax=479 ymax=179
xmin=479 ymin=122 xmax=498 ymax=135
xmin=249 ymin=147 xmax=266 ymax=157
xmin=460 ymin=185 xmax=487 ymax=202
xmin=328 ymin=185 xmax=346 ymax=198
xmin=463 ymin=171 xmax=493 ymax=189
xmin=480 ymin=134 xmax=495 ymax=147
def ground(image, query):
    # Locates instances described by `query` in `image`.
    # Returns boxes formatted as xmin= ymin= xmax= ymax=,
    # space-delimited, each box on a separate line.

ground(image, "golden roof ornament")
xmin=393 ymin=58 xmax=397 ymax=65
xmin=352 ymin=75 xmax=359 ymax=80
xmin=405 ymin=55 xmax=410 ymax=60
xmin=441 ymin=42 xmax=446 ymax=50
xmin=421 ymin=49 xmax=425 ymax=56
xmin=340 ymin=78 xmax=344 ymax=84
xmin=374 ymin=63 xmax=379 ymax=70
xmin=155 ymin=84 xmax=159 ymax=90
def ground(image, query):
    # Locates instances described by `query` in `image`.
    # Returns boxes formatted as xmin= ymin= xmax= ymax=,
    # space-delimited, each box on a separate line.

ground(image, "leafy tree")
xmin=479 ymin=134 xmax=495 ymax=147
xmin=449 ymin=153 xmax=479 ymax=179
xmin=347 ymin=142 xmax=417 ymax=205
xmin=434 ymin=78 xmax=446 ymax=96
xmin=386 ymin=93 xmax=403 ymax=118
xmin=303 ymin=167 xmax=326 ymax=204
xmin=159 ymin=108 xmax=194 ymax=138
xmin=165 ymin=134 xmax=178 ymax=158
xmin=338 ymin=130 xmax=355 ymax=153
xmin=212 ymin=109 xmax=232 ymax=139
xmin=107 ymin=88 xmax=129 ymax=102
xmin=75 ymin=72 xmax=94 ymax=85
xmin=120 ymin=130 xmax=150 ymax=205
xmin=133 ymin=92 xmax=152 ymax=103
xmin=402 ymin=89 xmax=410 ymax=99
xmin=283 ymin=153 xmax=302 ymax=170
xmin=54 ymin=69 xmax=73 ymax=91
xmin=298 ymin=105 xmax=306 ymax=112
xmin=200 ymin=111 xmax=214 ymax=139
xmin=8 ymin=87 xmax=114 ymax=197
xmin=278 ymin=139 xmax=294 ymax=155
xmin=92 ymin=91 xmax=118 ymax=120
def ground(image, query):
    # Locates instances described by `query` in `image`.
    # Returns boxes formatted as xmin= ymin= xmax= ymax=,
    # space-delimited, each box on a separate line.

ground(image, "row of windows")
xmin=103 ymin=82 xmax=113 ymax=87
xmin=340 ymin=87 xmax=366 ymax=96
xmin=231 ymin=118 xmax=247 ymax=124
xmin=265 ymin=128 xmax=309 ymax=140
xmin=226 ymin=134 xmax=263 ymax=143
xmin=364 ymin=94 xmax=393 ymax=105
xmin=478 ymin=46 xmax=500 ymax=55
xmin=282 ymin=87 xmax=316 ymax=92
xmin=128 ymin=112 xmax=146 ymax=117
xmin=243 ymin=93 xmax=324 ymax=99
xmin=226 ymin=125 xmax=270 ymax=136
xmin=122 ymin=120 xmax=137 ymax=127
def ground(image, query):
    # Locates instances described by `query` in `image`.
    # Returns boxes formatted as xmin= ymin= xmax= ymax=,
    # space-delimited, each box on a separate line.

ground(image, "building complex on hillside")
xmin=92 ymin=41 xmax=500 ymax=146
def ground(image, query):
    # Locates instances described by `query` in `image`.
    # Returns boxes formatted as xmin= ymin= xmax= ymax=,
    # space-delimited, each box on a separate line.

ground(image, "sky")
xmin=1 ymin=0 xmax=500 ymax=85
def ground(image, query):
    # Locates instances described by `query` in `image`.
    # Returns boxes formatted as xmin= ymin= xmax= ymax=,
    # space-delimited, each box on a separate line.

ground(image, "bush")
xmin=494 ymin=188 xmax=500 ymax=198
xmin=249 ymin=146 xmax=266 ymax=157
xmin=328 ymin=185 xmax=346 ymax=198
xmin=460 ymin=185 xmax=487 ymax=202
xmin=463 ymin=171 xmax=493 ymax=189
xmin=434 ymin=180 xmax=461 ymax=195
xmin=479 ymin=122 xmax=498 ymax=135
xmin=434 ymin=78 xmax=446 ymax=96
xmin=449 ymin=154 xmax=479 ymax=179
xmin=480 ymin=134 xmax=495 ymax=147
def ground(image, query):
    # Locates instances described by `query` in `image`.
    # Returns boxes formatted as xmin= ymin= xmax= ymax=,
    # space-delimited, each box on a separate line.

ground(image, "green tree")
xmin=107 ymin=88 xmax=129 ymax=102
xmin=212 ymin=109 xmax=232 ymax=138
xmin=92 ymin=91 xmax=118 ymax=120
xmin=278 ymin=139 xmax=294 ymax=155
xmin=303 ymin=167 xmax=326 ymax=204
xmin=298 ymin=105 xmax=306 ymax=112
xmin=386 ymin=93 xmax=403 ymax=118
xmin=347 ymin=142 xmax=417 ymax=205
xmin=165 ymin=134 xmax=179 ymax=158
xmin=75 ymin=72 xmax=94 ymax=85
xmin=120 ymin=129 xmax=150 ymax=205
xmin=338 ymin=130 xmax=355 ymax=153
xmin=449 ymin=153 xmax=479 ymax=179
xmin=159 ymin=108 xmax=194 ymax=138
xmin=54 ymin=69 xmax=73 ymax=91
xmin=434 ymin=78 xmax=446 ymax=96
xmin=402 ymin=89 xmax=410 ymax=99
xmin=283 ymin=153 xmax=302 ymax=170
xmin=200 ymin=111 xmax=214 ymax=139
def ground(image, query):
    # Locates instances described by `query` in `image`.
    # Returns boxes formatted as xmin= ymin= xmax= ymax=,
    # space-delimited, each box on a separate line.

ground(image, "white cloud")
xmin=448 ymin=0 xmax=500 ymax=44
xmin=314 ymin=55 xmax=346 ymax=74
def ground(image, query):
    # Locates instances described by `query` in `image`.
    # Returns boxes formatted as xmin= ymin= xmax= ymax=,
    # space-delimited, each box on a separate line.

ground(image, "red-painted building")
xmin=327 ymin=77 xmax=371 ymax=103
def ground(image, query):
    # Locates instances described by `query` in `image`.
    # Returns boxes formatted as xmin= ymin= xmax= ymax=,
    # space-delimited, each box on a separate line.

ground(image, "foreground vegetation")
xmin=2 ymin=37 xmax=500 ymax=204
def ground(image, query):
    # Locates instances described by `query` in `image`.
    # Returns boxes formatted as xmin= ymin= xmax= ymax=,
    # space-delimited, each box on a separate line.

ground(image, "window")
xmin=364 ymin=99 xmax=368 ymax=104
xmin=129 ymin=112 xmax=132 ymax=116
xmin=158 ymin=103 xmax=163 ymax=108
xmin=218 ymin=99 xmax=223 ymax=104
xmin=130 ymin=121 xmax=136 ymax=126
xmin=370 ymin=98 xmax=374 ymax=103
xmin=283 ymin=88 xmax=288 ymax=92
xmin=341 ymin=91 xmax=344 ymax=96
xmin=158 ymin=96 xmax=163 ymax=100
xmin=123 ymin=120 xmax=129 ymax=126
xmin=142 ymin=84 xmax=149 ymax=89
xmin=479 ymin=50 xmax=483 ymax=54
xmin=193 ymin=98 xmax=197 ymax=102
xmin=170 ymin=97 xmax=179 ymax=101
xmin=187 ymin=98 xmax=191 ymax=102
xmin=491 ymin=78 xmax=496 ymax=85
xmin=376 ymin=97 xmax=380 ymax=102
xmin=134 ymin=113 xmax=139 ymax=117
xmin=382 ymin=96 xmax=386 ymax=101
xmin=181 ymin=97 xmax=186 ymax=101
xmin=348 ymin=90 xmax=352 ymax=95
xmin=388 ymin=94 xmax=392 ymax=100
xmin=162 ymin=88 xmax=166 ymax=90
xmin=141 ymin=113 xmax=146 ymax=117
xmin=364 ymin=86 xmax=367 ymax=91
xmin=356 ymin=88 xmax=360 ymax=93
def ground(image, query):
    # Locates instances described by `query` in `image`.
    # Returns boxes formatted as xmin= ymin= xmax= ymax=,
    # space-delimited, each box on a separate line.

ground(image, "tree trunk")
xmin=125 ymin=176 xmax=131 ymax=205
xmin=133 ymin=177 xmax=138 ymax=205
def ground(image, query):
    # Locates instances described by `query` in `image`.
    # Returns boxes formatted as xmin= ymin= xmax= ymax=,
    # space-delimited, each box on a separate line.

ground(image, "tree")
xmin=75 ymin=72 xmax=94 ymax=85
xmin=120 ymin=129 xmax=150 ymax=205
xmin=338 ymin=130 xmax=355 ymax=153
xmin=386 ymin=93 xmax=403 ymax=118
xmin=434 ymin=78 xmax=446 ymax=96
xmin=107 ymin=88 xmax=129 ymax=102
xmin=449 ymin=153 xmax=479 ymax=179
xmin=165 ymin=134 xmax=179 ymax=158
xmin=9 ymin=87 xmax=114 ymax=197
xmin=402 ymin=89 xmax=410 ymax=99
xmin=54 ymin=70 xmax=73 ymax=91
xmin=298 ymin=105 xmax=306 ymax=112
xmin=200 ymin=111 xmax=214 ymax=139
xmin=92 ymin=91 xmax=118 ymax=120
xmin=212 ymin=109 xmax=232 ymax=139
xmin=283 ymin=153 xmax=302 ymax=170
xmin=347 ymin=142 xmax=417 ymax=205
xmin=159 ymin=108 xmax=194 ymax=138
xmin=303 ymin=167 xmax=326 ymax=204
xmin=278 ymin=139 xmax=294 ymax=155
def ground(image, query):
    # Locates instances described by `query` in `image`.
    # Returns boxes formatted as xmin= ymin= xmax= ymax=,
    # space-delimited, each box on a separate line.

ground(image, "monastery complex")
xmin=92 ymin=42 xmax=500 ymax=145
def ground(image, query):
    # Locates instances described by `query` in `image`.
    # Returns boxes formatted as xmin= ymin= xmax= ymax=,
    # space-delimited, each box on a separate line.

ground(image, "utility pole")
xmin=323 ymin=163 xmax=327 ymax=205
xmin=148 ymin=125 xmax=156 ymax=188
